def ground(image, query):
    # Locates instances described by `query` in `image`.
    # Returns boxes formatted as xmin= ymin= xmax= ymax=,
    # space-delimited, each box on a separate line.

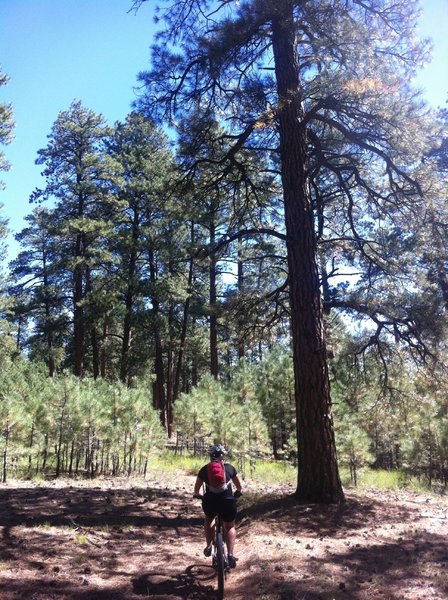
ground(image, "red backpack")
xmin=206 ymin=460 xmax=229 ymax=493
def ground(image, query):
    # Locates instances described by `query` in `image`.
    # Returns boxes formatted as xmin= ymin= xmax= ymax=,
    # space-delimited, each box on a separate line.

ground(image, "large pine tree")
xmin=10 ymin=208 xmax=68 ymax=376
xmin=31 ymin=101 xmax=113 ymax=377
xmin=0 ymin=69 xmax=16 ymax=367
xmin=133 ymin=0 xmax=438 ymax=502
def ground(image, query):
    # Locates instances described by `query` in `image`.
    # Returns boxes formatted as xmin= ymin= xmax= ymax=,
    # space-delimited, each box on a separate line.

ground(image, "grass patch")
xmin=151 ymin=451 xmax=205 ymax=476
xmin=75 ymin=533 xmax=89 ymax=546
xmin=149 ymin=453 xmax=435 ymax=496
xmin=151 ymin=452 xmax=297 ymax=485
xmin=360 ymin=469 xmax=406 ymax=490
xmin=243 ymin=459 xmax=296 ymax=486
xmin=346 ymin=468 xmax=427 ymax=492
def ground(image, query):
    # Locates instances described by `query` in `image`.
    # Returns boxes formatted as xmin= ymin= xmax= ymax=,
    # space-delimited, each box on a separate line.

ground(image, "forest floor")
xmin=0 ymin=469 xmax=447 ymax=600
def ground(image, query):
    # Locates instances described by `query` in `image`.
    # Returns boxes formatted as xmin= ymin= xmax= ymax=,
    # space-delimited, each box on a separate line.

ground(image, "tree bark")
xmin=2 ymin=426 xmax=10 ymax=483
xmin=209 ymin=220 xmax=219 ymax=378
xmin=149 ymin=248 xmax=167 ymax=430
xmin=237 ymin=239 xmax=245 ymax=360
xmin=120 ymin=206 xmax=140 ymax=384
xmin=271 ymin=2 xmax=344 ymax=503
xmin=100 ymin=321 xmax=109 ymax=378
xmin=55 ymin=392 xmax=67 ymax=478
xmin=85 ymin=266 xmax=100 ymax=379
xmin=73 ymin=232 xmax=85 ymax=377
xmin=173 ymin=238 xmax=194 ymax=402
xmin=42 ymin=249 xmax=56 ymax=377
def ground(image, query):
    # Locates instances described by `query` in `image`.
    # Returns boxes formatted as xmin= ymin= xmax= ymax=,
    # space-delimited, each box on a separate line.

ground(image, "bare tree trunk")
xmin=166 ymin=345 xmax=174 ymax=438
xmin=209 ymin=221 xmax=219 ymax=378
xmin=237 ymin=239 xmax=245 ymax=360
xmin=28 ymin=421 xmax=35 ymax=477
xmin=86 ymin=267 xmax=100 ymax=379
xmin=166 ymin=251 xmax=175 ymax=437
xmin=120 ymin=207 xmax=140 ymax=385
xmin=55 ymin=391 xmax=68 ymax=478
xmin=173 ymin=238 xmax=194 ymax=402
xmin=149 ymin=249 xmax=167 ymax=430
xmin=42 ymin=258 xmax=56 ymax=377
xmin=121 ymin=303 xmax=133 ymax=385
xmin=271 ymin=2 xmax=344 ymax=503
xmin=100 ymin=321 xmax=109 ymax=378
xmin=73 ymin=232 xmax=85 ymax=377
xmin=153 ymin=333 xmax=167 ymax=429
xmin=68 ymin=440 xmax=75 ymax=476
xmin=41 ymin=433 xmax=48 ymax=472
xmin=2 ymin=426 xmax=10 ymax=483
xmin=90 ymin=326 xmax=100 ymax=379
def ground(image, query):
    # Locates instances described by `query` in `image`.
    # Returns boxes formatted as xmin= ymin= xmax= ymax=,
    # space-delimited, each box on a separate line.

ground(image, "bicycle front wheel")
xmin=215 ymin=531 xmax=226 ymax=599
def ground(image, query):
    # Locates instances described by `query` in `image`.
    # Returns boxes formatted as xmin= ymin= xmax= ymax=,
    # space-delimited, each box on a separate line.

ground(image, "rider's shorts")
xmin=202 ymin=494 xmax=237 ymax=523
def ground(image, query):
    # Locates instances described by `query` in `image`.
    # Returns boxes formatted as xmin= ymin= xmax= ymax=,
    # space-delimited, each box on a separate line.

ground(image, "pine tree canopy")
xmin=132 ymin=0 xmax=447 ymax=502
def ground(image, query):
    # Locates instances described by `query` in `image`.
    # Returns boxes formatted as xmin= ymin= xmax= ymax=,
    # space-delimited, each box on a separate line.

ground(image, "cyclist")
xmin=193 ymin=444 xmax=243 ymax=568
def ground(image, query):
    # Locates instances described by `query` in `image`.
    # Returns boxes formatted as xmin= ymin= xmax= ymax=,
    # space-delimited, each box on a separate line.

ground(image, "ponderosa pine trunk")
xmin=42 ymin=252 xmax=56 ymax=377
xmin=173 ymin=242 xmax=194 ymax=402
xmin=120 ymin=207 xmax=140 ymax=385
xmin=209 ymin=220 xmax=219 ymax=378
xmin=86 ymin=266 xmax=100 ymax=379
xmin=149 ymin=249 xmax=167 ymax=430
xmin=121 ymin=295 xmax=134 ymax=385
xmin=73 ymin=234 xmax=84 ymax=377
xmin=100 ymin=321 xmax=109 ymax=378
xmin=237 ymin=240 xmax=245 ymax=360
xmin=271 ymin=2 xmax=344 ymax=503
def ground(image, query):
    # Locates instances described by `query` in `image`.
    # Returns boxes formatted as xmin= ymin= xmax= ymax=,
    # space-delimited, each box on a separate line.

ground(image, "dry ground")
xmin=0 ymin=471 xmax=447 ymax=600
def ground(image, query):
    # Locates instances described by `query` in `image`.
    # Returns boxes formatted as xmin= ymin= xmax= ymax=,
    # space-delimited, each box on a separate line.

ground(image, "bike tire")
xmin=216 ymin=531 xmax=226 ymax=599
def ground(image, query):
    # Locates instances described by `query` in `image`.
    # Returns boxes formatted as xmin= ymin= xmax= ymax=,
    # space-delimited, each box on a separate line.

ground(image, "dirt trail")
xmin=0 ymin=473 xmax=447 ymax=600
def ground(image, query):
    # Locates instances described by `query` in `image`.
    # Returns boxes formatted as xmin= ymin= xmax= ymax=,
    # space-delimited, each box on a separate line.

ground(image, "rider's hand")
xmin=234 ymin=490 xmax=242 ymax=498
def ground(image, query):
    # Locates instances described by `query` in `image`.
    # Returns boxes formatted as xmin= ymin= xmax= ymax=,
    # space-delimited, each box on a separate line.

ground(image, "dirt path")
xmin=0 ymin=474 xmax=447 ymax=599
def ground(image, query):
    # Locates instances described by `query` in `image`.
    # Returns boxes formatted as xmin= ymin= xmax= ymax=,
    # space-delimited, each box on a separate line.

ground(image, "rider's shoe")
xmin=203 ymin=544 xmax=212 ymax=557
xmin=227 ymin=553 xmax=236 ymax=568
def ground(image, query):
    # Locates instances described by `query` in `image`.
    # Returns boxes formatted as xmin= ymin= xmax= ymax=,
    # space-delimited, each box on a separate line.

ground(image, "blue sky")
xmin=0 ymin=0 xmax=447 ymax=262
xmin=0 ymin=0 xmax=157 ymax=259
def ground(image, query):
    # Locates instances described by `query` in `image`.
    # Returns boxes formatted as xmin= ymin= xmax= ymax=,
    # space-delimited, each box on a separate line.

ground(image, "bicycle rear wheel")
xmin=215 ymin=531 xmax=226 ymax=599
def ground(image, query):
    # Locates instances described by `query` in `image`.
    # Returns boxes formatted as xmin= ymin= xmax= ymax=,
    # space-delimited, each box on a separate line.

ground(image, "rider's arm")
xmin=232 ymin=474 xmax=243 ymax=494
xmin=193 ymin=475 xmax=203 ymax=497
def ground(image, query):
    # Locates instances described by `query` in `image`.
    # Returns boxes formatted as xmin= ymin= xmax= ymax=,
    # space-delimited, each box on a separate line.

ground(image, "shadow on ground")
xmin=132 ymin=565 xmax=215 ymax=599
xmin=238 ymin=489 xmax=427 ymax=537
xmin=1 ymin=482 xmax=447 ymax=599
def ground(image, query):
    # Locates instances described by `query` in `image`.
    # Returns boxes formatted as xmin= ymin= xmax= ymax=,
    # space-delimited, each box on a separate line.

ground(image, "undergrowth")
xmin=355 ymin=468 xmax=431 ymax=492
xmin=152 ymin=453 xmax=439 ymax=495
xmin=11 ymin=452 xmax=442 ymax=497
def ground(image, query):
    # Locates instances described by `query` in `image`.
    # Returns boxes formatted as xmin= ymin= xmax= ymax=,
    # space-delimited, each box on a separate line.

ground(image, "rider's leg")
xmin=223 ymin=520 xmax=236 ymax=555
xmin=204 ymin=515 xmax=215 ymax=546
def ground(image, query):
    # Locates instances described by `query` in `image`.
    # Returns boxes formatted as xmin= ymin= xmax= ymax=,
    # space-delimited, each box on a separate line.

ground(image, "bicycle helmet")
xmin=208 ymin=444 xmax=227 ymax=460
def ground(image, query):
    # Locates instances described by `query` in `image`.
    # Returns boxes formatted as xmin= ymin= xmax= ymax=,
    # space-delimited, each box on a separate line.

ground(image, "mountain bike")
xmin=213 ymin=509 xmax=228 ymax=600
xmin=194 ymin=491 xmax=241 ymax=599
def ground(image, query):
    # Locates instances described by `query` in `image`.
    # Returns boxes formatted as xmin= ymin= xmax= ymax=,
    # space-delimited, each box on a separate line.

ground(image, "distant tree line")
xmin=0 ymin=348 xmax=446 ymax=488
xmin=6 ymin=101 xmax=287 ymax=437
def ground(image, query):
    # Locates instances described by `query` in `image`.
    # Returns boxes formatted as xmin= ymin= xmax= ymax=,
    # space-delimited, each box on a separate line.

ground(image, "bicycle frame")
xmin=213 ymin=511 xmax=228 ymax=600
xmin=195 ymin=487 xmax=241 ymax=599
